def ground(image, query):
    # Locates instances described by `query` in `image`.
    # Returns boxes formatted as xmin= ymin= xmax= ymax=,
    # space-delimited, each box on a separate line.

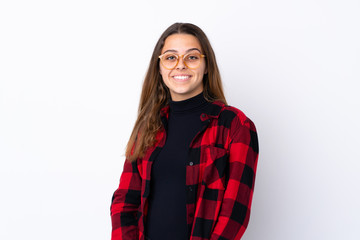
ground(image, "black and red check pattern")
xmin=111 ymin=100 xmax=259 ymax=240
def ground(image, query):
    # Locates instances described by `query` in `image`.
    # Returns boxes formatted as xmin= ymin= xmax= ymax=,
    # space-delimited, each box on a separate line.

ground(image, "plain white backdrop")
xmin=1 ymin=0 xmax=359 ymax=239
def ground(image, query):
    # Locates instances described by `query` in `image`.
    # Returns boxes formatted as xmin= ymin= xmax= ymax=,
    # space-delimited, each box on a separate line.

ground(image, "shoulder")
xmin=219 ymin=104 xmax=258 ymax=153
xmin=214 ymin=102 xmax=256 ymax=132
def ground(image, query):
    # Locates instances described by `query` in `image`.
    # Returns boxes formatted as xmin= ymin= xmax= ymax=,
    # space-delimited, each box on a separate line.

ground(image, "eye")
xmin=189 ymin=55 xmax=199 ymax=60
xmin=164 ymin=54 xmax=177 ymax=61
xmin=185 ymin=53 xmax=200 ymax=61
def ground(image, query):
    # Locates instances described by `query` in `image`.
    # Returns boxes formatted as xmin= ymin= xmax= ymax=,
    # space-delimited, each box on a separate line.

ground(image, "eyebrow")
xmin=162 ymin=48 xmax=201 ymax=54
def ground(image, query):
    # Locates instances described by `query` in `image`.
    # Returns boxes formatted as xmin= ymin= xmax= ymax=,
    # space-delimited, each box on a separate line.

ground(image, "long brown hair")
xmin=125 ymin=22 xmax=227 ymax=162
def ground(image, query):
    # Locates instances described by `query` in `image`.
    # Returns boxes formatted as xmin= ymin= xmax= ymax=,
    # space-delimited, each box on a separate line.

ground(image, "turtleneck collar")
xmin=169 ymin=92 xmax=209 ymax=114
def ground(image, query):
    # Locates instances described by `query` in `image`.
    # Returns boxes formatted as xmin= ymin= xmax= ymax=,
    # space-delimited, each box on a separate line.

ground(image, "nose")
xmin=176 ymin=56 xmax=186 ymax=69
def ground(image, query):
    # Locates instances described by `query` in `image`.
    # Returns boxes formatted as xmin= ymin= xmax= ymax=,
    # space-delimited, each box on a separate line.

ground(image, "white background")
xmin=1 ymin=0 xmax=359 ymax=239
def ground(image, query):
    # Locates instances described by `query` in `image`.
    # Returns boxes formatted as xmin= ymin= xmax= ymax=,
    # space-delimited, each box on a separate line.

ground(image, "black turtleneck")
xmin=145 ymin=92 xmax=210 ymax=240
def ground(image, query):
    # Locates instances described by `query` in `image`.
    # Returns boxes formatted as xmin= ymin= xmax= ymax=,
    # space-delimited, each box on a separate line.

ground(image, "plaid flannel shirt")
xmin=111 ymin=100 xmax=259 ymax=240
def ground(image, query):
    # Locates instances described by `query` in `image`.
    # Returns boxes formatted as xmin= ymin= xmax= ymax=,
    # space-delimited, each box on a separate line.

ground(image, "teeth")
xmin=173 ymin=76 xmax=190 ymax=80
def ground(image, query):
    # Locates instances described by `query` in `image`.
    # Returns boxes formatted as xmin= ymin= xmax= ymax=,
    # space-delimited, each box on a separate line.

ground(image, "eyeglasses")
xmin=158 ymin=51 xmax=206 ymax=70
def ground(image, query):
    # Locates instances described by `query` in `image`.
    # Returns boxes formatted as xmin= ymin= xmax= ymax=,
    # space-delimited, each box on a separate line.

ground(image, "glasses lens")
xmin=161 ymin=53 xmax=178 ymax=69
xmin=184 ymin=52 xmax=202 ymax=69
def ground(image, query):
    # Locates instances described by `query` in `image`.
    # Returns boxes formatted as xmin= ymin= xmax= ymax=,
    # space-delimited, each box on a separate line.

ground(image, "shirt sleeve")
xmin=210 ymin=116 xmax=259 ymax=240
xmin=110 ymin=158 xmax=142 ymax=240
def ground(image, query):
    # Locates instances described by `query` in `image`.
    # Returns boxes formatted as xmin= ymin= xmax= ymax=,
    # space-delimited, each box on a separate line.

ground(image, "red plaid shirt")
xmin=111 ymin=100 xmax=259 ymax=240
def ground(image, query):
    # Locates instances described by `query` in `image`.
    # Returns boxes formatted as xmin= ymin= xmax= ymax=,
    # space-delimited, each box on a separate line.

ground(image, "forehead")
xmin=161 ymin=34 xmax=202 ymax=53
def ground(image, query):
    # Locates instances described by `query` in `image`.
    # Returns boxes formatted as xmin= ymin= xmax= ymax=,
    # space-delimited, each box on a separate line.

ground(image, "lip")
xmin=172 ymin=74 xmax=192 ymax=82
xmin=172 ymin=74 xmax=192 ymax=77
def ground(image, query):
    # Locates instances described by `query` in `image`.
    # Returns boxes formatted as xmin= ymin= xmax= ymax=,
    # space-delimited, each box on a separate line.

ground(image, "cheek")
xmin=159 ymin=65 xmax=170 ymax=78
xmin=196 ymin=68 xmax=206 ymax=78
xmin=197 ymin=64 xmax=207 ymax=76
xmin=160 ymin=69 xmax=171 ymax=87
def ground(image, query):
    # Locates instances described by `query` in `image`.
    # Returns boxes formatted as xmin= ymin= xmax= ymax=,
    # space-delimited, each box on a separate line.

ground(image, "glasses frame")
xmin=158 ymin=52 xmax=206 ymax=70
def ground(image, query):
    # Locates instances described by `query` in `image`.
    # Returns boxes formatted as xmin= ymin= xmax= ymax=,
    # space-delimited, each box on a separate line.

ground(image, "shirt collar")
xmin=160 ymin=100 xmax=225 ymax=120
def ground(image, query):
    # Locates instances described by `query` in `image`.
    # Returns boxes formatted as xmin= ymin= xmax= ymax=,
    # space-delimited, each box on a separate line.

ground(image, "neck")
xmin=169 ymin=91 xmax=208 ymax=114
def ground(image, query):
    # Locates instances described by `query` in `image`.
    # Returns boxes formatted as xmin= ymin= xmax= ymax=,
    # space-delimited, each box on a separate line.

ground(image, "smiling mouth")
xmin=173 ymin=75 xmax=191 ymax=81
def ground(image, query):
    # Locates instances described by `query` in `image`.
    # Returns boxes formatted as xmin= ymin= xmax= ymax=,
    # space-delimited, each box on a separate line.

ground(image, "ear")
xmin=204 ymin=67 xmax=208 ymax=74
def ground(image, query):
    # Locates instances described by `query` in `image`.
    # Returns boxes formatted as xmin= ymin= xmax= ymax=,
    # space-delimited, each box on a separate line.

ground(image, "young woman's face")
xmin=159 ymin=34 xmax=207 ymax=101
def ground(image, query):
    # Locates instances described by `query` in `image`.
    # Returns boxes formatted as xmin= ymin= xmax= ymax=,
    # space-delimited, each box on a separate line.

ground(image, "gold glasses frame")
xmin=158 ymin=52 xmax=206 ymax=70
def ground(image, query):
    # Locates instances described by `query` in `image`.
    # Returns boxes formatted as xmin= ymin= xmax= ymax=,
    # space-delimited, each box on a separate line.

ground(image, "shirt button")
xmin=188 ymin=186 xmax=193 ymax=191
xmin=189 ymin=161 xmax=193 ymax=166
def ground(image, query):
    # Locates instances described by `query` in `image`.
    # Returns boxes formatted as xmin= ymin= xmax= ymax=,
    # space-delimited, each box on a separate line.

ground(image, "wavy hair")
xmin=125 ymin=22 xmax=227 ymax=162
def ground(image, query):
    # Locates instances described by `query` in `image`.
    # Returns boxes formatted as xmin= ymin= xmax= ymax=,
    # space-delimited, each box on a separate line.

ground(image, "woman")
xmin=110 ymin=22 xmax=259 ymax=240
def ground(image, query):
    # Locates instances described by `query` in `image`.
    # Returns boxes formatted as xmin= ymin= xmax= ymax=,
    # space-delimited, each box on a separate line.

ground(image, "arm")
xmin=210 ymin=116 xmax=259 ymax=240
xmin=110 ymin=158 xmax=142 ymax=240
